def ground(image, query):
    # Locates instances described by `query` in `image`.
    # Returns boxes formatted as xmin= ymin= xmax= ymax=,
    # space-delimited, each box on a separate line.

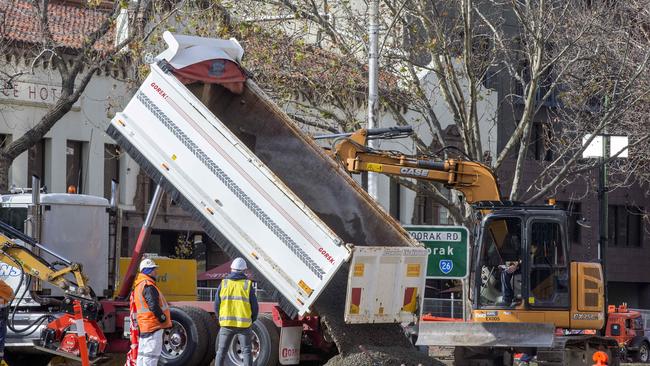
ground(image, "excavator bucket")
xmin=416 ymin=321 xmax=556 ymax=348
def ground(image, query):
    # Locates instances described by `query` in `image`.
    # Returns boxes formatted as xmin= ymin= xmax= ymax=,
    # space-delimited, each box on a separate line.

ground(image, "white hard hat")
xmin=231 ymin=257 xmax=247 ymax=271
xmin=139 ymin=258 xmax=159 ymax=272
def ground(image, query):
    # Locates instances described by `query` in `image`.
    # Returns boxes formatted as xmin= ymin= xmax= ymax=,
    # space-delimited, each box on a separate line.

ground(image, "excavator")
xmin=317 ymin=126 xmax=619 ymax=365
xmin=0 ymin=218 xmax=107 ymax=362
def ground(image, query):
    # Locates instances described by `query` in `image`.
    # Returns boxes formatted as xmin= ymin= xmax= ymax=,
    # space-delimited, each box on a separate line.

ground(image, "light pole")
xmin=583 ymin=133 xmax=628 ymax=314
xmin=366 ymin=0 xmax=379 ymax=200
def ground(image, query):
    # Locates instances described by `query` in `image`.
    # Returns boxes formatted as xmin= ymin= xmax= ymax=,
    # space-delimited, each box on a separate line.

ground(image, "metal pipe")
xmin=313 ymin=126 xmax=413 ymax=140
xmin=110 ymin=180 xmax=120 ymax=210
xmin=598 ymin=137 xmax=609 ymax=331
xmin=33 ymin=243 xmax=72 ymax=265
xmin=117 ymin=184 xmax=164 ymax=299
xmin=29 ymin=175 xmax=43 ymax=295
xmin=417 ymin=160 xmax=447 ymax=170
xmin=31 ymin=176 xmax=40 ymax=207
xmin=367 ymin=0 xmax=379 ymax=201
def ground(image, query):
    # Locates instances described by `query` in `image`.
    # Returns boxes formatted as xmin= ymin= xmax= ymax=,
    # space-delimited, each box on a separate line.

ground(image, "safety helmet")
xmin=139 ymin=258 xmax=159 ymax=272
xmin=231 ymin=257 xmax=247 ymax=271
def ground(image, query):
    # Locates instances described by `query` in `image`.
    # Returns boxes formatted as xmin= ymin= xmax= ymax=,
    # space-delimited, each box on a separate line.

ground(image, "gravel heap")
xmin=316 ymin=272 xmax=443 ymax=366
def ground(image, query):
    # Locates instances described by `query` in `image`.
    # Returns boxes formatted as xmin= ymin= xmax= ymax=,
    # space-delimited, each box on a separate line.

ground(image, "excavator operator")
xmin=497 ymin=232 xmax=522 ymax=307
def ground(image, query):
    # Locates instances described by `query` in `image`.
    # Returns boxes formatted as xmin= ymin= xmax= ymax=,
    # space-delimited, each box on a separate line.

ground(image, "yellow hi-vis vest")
xmin=218 ymin=279 xmax=253 ymax=328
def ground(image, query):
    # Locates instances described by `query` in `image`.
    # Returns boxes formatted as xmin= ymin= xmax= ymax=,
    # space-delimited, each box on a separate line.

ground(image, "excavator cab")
xmin=474 ymin=206 xmax=571 ymax=316
xmin=417 ymin=204 xmax=609 ymax=355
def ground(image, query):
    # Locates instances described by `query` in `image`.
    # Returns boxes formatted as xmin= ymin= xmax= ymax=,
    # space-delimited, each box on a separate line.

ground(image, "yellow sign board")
xmin=118 ymin=257 xmax=197 ymax=301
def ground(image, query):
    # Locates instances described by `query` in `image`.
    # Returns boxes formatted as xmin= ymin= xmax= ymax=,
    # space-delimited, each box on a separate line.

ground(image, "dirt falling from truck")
xmin=187 ymin=82 xmax=438 ymax=365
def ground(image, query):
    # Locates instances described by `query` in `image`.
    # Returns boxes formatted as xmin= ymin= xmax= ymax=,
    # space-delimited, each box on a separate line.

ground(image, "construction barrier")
xmin=592 ymin=350 xmax=608 ymax=366
xmin=73 ymin=301 xmax=90 ymax=366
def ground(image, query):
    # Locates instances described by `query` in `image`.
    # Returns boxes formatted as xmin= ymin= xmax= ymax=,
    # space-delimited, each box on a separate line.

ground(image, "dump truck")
xmin=0 ymin=32 xmax=430 ymax=366
xmin=321 ymin=127 xmax=621 ymax=365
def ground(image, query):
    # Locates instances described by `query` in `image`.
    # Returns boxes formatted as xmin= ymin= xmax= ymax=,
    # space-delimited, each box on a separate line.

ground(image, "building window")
xmin=389 ymin=179 xmax=401 ymax=220
xmin=414 ymin=186 xmax=451 ymax=225
xmin=104 ymin=144 xmax=120 ymax=199
xmin=414 ymin=195 xmax=435 ymax=225
xmin=27 ymin=139 xmax=46 ymax=188
xmin=608 ymin=205 xmax=643 ymax=247
xmin=0 ymin=135 xmax=8 ymax=149
xmin=66 ymin=140 xmax=84 ymax=193
xmin=557 ymin=201 xmax=581 ymax=245
xmin=148 ymin=178 xmax=157 ymax=203
xmin=529 ymin=122 xmax=553 ymax=161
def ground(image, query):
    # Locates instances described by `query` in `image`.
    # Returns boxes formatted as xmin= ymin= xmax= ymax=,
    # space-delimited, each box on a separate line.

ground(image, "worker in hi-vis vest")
xmin=132 ymin=259 xmax=172 ymax=366
xmin=0 ymin=279 xmax=14 ymax=366
xmin=214 ymin=257 xmax=258 ymax=366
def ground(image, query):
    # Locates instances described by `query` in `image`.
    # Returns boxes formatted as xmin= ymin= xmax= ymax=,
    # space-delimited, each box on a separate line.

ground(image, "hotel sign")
xmin=0 ymin=81 xmax=80 ymax=108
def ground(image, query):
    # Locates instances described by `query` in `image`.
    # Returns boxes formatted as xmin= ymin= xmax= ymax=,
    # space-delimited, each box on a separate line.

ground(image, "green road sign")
xmin=404 ymin=225 xmax=469 ymax=279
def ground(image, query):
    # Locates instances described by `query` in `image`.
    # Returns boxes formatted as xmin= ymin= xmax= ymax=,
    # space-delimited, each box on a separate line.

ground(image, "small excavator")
xmin=0 ymin=219 xmax=107 ymax=363
xmin=317 ymin=126 xmax=619 ymax=365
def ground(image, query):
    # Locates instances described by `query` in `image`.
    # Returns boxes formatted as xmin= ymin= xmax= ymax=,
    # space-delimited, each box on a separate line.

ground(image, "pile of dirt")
xmin=317 ymin=271 xmax=441 ymax=366
xmin=324 ymin=346 xmax=444 ymax=366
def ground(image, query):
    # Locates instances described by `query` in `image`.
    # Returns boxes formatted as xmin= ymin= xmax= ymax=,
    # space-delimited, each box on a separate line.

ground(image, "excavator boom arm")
xmin=0 ymin=233 xmax=91 ymax=299
xmin=332 ymin=129 xmax=502 ymax=203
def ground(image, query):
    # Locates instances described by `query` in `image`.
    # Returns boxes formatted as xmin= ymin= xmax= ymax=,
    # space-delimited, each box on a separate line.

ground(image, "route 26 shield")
xmin=439 ymin=259 xmax=453 ymax=274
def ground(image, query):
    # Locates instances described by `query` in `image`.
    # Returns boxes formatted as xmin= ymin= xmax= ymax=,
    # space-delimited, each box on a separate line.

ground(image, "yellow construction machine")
xmin=317 ymin=126 xmax=618 ymax=365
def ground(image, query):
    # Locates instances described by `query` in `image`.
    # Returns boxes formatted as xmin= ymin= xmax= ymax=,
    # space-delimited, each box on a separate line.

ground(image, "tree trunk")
xmin=0 ymin=153 xmax=13 ymax=193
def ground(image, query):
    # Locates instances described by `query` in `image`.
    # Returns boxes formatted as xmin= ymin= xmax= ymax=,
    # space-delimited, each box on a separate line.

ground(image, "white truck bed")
xmin=108 ymin=62 xmax=351 ymax=316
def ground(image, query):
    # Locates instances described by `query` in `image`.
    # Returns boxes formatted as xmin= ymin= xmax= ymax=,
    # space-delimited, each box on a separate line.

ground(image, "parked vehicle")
xmin=607 ymin=304 xmax=649 ymax=363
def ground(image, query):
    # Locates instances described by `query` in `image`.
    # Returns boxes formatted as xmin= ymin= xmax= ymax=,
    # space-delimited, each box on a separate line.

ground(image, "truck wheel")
xmin=191 ymin=307 xmax=218 ymax=366
xmin=159 ymin=306 xmax=210 ymax=366
xmin=223 ymin=315 xmax=279 ymax=366
xmin=634 ymin=341 xmax=650 ymax=363
xmin=4 ymin=352 xmax=52 ymax=366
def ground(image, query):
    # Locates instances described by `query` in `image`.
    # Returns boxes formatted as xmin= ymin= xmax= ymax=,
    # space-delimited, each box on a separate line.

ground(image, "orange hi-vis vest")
xmin=0 ymin=280 xmax=13 ymax=305
xmin=133 ymin=273 xmax=172 ymax=333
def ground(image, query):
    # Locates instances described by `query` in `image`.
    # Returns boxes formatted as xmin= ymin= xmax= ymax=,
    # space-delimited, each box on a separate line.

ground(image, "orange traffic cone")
xmin=593 ymin=350 xmax=608 ymax=366
xmin=73 ymin=301 xmax=91 ymax=366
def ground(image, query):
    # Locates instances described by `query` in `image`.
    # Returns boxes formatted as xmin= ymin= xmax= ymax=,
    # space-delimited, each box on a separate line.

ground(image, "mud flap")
xmin=416 ymin=322 xmax=555 ymax=348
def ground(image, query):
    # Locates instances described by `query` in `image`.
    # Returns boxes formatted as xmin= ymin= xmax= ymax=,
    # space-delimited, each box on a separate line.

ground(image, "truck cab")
xmin=606 ymin=304 xmax=650 ymax=363
xmin=0 ymin=191 xmax=112 ymax=358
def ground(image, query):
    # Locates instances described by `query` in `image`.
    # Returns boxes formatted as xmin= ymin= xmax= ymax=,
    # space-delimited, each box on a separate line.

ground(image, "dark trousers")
xmin=0 ymin=307 xmax=8 ymax=360
xmin=215 ymin=326 xmax=252 ymax=366
xmin=501 ymin=270 xmax=515 ymax=303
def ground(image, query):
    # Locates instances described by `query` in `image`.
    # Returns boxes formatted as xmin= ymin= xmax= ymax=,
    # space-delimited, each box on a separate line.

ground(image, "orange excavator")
xmin=317 ymin=126 xmax=620 ymax=365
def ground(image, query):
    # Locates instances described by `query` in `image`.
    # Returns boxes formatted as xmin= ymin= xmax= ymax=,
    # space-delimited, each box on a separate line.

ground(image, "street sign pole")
xmin=462 ymin=278 xmax=468 ymax=320
xmin=598 ymin=137 xmax=609 ymax=317
xmin=583 ymin=133 xmax=628 ymax=325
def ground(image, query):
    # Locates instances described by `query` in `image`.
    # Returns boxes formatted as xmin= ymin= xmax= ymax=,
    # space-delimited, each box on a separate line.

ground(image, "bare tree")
xmin=0 ymin=0 xmax=181 ymax=192
xmin=198 ymin=0 xmax=650 ymax=226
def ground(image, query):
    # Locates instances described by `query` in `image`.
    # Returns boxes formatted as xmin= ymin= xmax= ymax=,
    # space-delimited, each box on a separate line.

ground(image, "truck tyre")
xmin=159 ymin=306 xmax=210 ymax=366
xmin=634 ymin=341 xmax=650 ymax=363
xmin=4 ymin=352 xmax=52 ymax=366
xmin=222 ymin=315 xmax=279 ymax=366
xmin=191 ymin=307 xmax=218 ymax=366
